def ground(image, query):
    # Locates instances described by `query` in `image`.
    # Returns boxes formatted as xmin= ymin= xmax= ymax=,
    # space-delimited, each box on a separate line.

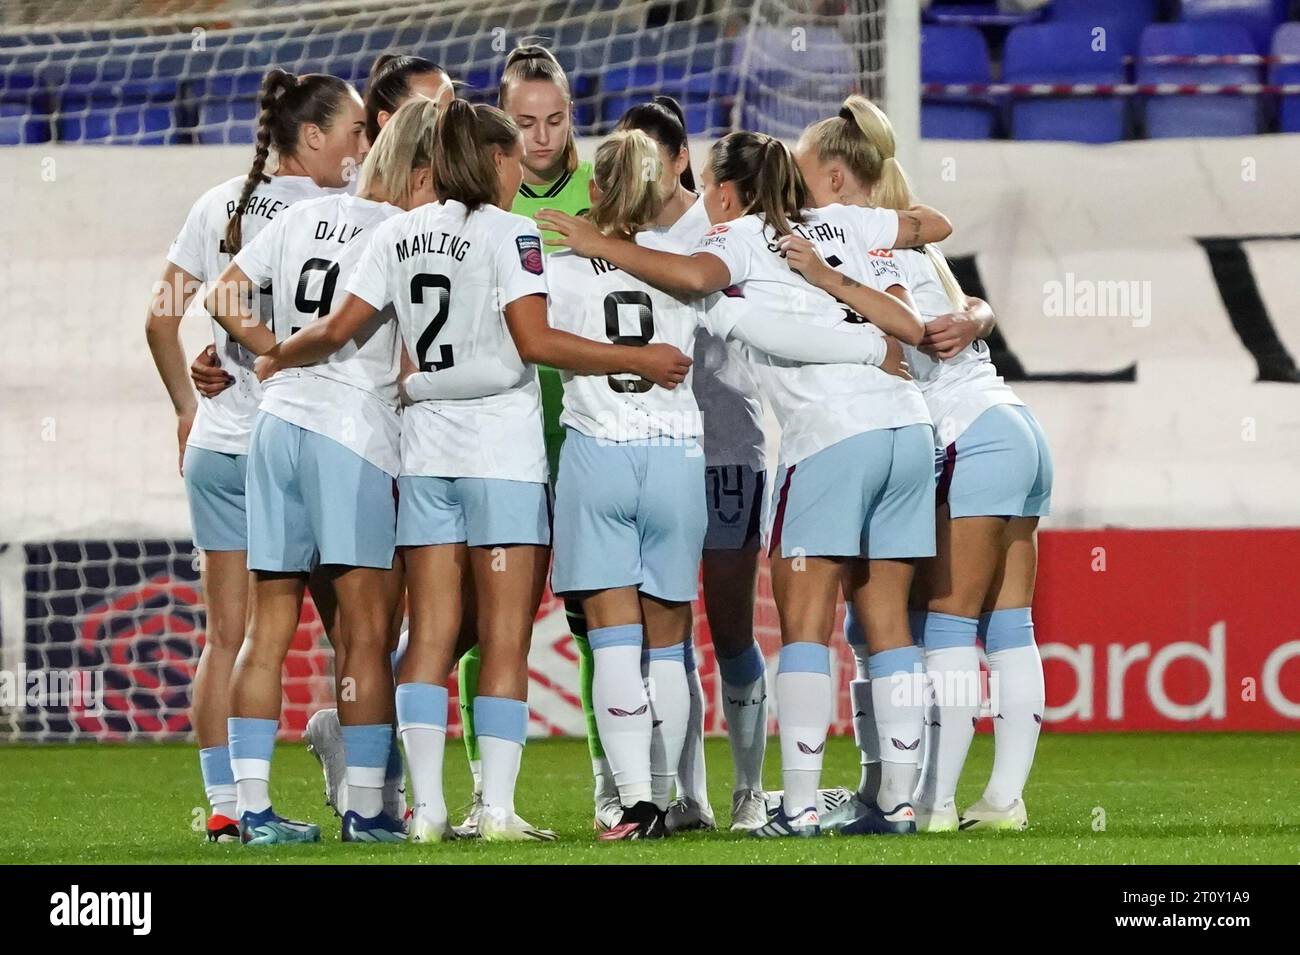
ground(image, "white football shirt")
xmin=548 ymin=229 xmax=704 ymax=444
xmin=659 ymin=197 xmax=766 ymax=471
xmin=692 ymin=206 xmax=930 ymax=468
xmin=893 ymin=246 xmax=1022 ymax=449
xmin=167 ymin=173 xmax=327 ymax=455
xmin=347 ymin=199 xmax=550 ymax=483
xmin=234 ymin=193 xmax=405 ymax=476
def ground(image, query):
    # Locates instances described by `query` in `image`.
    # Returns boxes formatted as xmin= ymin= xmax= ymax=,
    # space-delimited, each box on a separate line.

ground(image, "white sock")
xmin=869 ymin=646 xmax=925 ymax=811
xmin=982 ymin=609 xmax=1045 ymax=808
xmin=341 ymin=724 xmax=394 ymax=820
xmin=916 ymin=645 xmax=980 ymax=809
xmin=849 ymin=678 xmax=880 ymax=799
xmin=674 ymin=640 xmax=710 ymax=807
xmin=844 ymin=609 xmax=879 ymax=800
xmin=469 ymin=759 xmax=482 ymax=797
xmin=199 ymin=746 xmax=237 ymax=819
xmin=235 ymin=772 xmax=271 ymax=816
xmin=228 ymin=717 xmax=276 ymax=816
xmin=474 ymin=696 xmax=528 ymax=817
xmin=775 ymin=643 xmax=832 ymax=817
xmin=382 ymin=730 xmax=406 ymax=819
xmin=208 ymin=785 xmax=238 ymax=820
xmin=399 ymin=727 xmax=446 ymax=823
xmin=346 ymin=767 xmax=385 ymax=817
xmin=590 ymin=625 xmax=651 ymax=806
xmin=648 ymin=644 xmax=690 ymax=812
xmin=395 ymin=683 xmax=448 ymax=826
xmin=592 ymin=756 xmax=615 ymax=796
xmin=717 ymin=641 xmax=768 ymax=794
xmin=480 ymin=738 xmax=522 ymax=815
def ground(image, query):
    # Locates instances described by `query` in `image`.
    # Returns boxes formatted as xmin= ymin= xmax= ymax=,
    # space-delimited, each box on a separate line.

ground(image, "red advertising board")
xmin=1034 ymin=530 xmax=1300 ymax=731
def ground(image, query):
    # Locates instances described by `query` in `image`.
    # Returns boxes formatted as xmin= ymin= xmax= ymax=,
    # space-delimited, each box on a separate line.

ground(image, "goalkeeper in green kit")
xmin=454 ymin=43 xmax=620 ymax=834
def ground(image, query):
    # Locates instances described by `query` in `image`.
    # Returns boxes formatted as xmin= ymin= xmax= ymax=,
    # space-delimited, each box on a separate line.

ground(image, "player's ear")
xmin=376 ymin=109 xmax=392 ymax=132
xmin=829 ymin=164 xmax=843 ymax=196
xmin=673 ymin=147 xmax=689 ymax=179
xmin=411 ymin=166 xmax=434 ymax=205
xmin=301 ymin=122 xmax=324 ymax=152
xmin=587 ymin=178 xmax=600 ymax=204
xmin=720 ymin=180 xmax=737 ymax=213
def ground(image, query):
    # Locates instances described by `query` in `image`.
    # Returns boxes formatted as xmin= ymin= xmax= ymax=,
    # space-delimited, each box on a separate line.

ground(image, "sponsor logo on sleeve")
xmin=516 ymin=234 xmax=544 ymax=275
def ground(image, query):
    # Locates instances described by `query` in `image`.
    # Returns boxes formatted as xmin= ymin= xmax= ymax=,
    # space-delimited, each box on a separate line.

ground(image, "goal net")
xmin=1 ymin=0 xmax=913 ymax=743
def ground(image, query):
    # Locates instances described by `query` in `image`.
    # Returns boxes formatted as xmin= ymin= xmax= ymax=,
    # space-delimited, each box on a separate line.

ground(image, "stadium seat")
xmin=57 ymin=104 xmax=175 ymax=144
xmin=197 ymin=98 xmax=257 ymax=145
xmin=925 ymin=3 xmax=1045 ymax=27
xmin=1138 ymin=24 xmax=1261 ymax=138
xmin=920 ymin=24 xmax=995 ymax=140
xmin=0 ymin=70 xmax=37 ymax=97
xmin=1178 ymin=0 xmax=1288 ymax=54
xmin=1271 ymin=23 xmax=1300 ymax=133
xmin=195 ymin=72 xmax=262 ymax=100
xmin=1050 ymin=0 xmax=1157 ymax=57
xmin=1002 ymin=22 xmax=1130 ymax=143
xmin=0 ymin=99 xmax=50 ymax=144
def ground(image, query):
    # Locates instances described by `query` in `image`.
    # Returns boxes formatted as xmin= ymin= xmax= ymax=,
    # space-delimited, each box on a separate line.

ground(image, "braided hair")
xmin=224 ymin=68 xmax=353 ymax=254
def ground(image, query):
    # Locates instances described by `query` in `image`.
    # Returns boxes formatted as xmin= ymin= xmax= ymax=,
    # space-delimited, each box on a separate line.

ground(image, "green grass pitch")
xmin=2 ymin=733 xmax=1297 ymax=864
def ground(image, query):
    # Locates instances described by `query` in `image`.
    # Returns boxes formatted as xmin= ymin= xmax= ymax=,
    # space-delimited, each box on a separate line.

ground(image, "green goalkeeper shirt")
xmin=510 ymin=160 xmax=594 ymax=478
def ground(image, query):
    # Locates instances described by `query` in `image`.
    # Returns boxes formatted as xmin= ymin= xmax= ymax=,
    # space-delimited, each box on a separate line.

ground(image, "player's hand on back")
xmin=879 ymin=335 xmax=911 ymax=381
xmin=536 ymin=209 xmax=605 ymax=256
xmin=633 ymin=343 xmax=693 ymax=390
xmin=190 ymin=344 xmax=233 ymax=398
xmin=776 ymin=234 xmax=834 ymax=289
xmin=254 ymin=354 xmax=280 ymax=383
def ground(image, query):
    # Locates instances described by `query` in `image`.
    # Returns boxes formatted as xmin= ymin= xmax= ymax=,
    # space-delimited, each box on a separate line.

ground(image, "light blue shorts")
xmin=769 ymin=425 xmax=936 ymax=561
xmin=246 ymin=412 xmax=397 ymax=572
xmin=183 ymin=445 xmax=248 ymax=552
xmin=938 ymin=404 xmax=1053 ymax=519
xmin=703 ymin=464 xmax=766 ymax=551
xmin=397 ymin=475 xmax=550 ymax=548
xmin=552 ymin=428 xmax=707 ymax=603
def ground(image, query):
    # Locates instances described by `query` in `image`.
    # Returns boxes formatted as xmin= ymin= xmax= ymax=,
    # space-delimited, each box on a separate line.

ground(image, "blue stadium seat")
xmin=197 ymin=98 xmax=257 ymax=145
xmin=1271 ymin=23 xmax=1300 ymax=133
xmin=1178 ymin=0 xmax=1287 ymax=54
xmin=920 ymin=24 xmax=995 ymax=139
xmin=0 ymin=70 xmax=37 ymax=96
xmin=1050 ymin=0 xmax=1157 ymax=57
xmin=0 ymin=99 xmax=50 ymax=144
xmin=925 ymin=3 xmax=1044 ymax=27
xmin=1003 ymin=22 xmax=1130 ymax=142
xmin=195 ymin=72 xmax=263 ymax=100
xmin=1138 ymin=24 xmax=1260 ymax=138
xmin=57 ymin=104 xmax=175 ymax=144
xmin=358 ymin=28 xmax=397 ymax=60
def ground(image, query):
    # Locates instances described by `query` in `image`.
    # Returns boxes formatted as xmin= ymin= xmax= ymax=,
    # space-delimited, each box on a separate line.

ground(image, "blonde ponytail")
xmin=923 ymin=244 xmax=968 ymax=313
xmin=588 ymin=129 xmax=664 ymax=240
xmin=356 ymin=97 xmax=440 ymax=208
xmin=804 ymin=96 xmax=965 ymax=310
